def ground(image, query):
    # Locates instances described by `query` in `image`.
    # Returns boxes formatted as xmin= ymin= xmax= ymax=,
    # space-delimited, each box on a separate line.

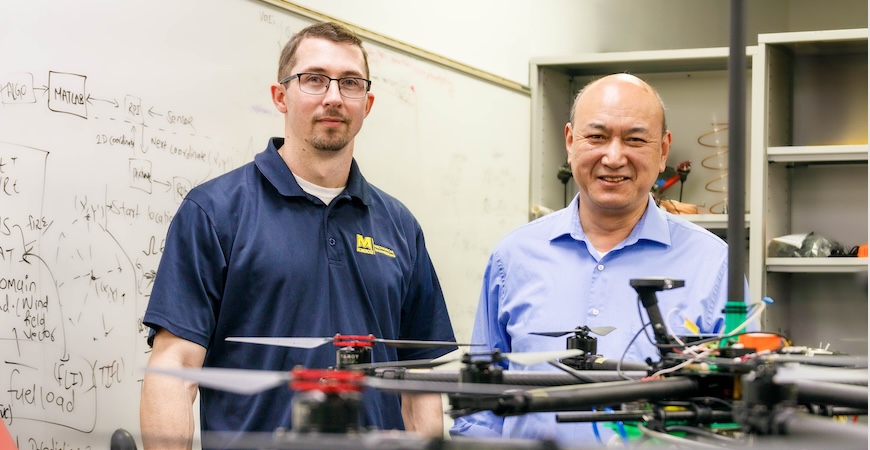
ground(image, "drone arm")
xmin=522 ymin=377 xmax=699 ymax=414
xmin=449 ymin=377 xmax=700 ymax=417
xmin=393 ymin=369 xmax=647 ymax=385
xmin=548 ymin=360 xmax=600 ymax=383
xmin=793 ymin=380 xmax=869 ymax=410
xmin=590 ymin=358 xmax=650 ymax=372
xmin=770 ymin=410 xmax=868 ymax=446
xmin=557 ymin=407 xmax=733 ymax=424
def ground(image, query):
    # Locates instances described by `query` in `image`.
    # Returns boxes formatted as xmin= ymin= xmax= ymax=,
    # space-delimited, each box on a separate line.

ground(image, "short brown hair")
xmin=277 ymin=21 xmax=370 ymax=81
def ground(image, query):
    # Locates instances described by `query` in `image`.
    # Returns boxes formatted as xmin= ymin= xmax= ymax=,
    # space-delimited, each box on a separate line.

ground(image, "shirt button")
xmin=597 ymin=264 xmax=604 ymax=271
xmin=591 ymin=308 xmax=600 ymax=316
xmin=328 ymin=237 xmax=336 ymax=246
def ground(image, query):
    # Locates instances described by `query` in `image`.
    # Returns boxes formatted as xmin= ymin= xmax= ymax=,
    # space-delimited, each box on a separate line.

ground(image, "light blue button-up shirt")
xmin=451 ymin=194 xmax=749 ymax=446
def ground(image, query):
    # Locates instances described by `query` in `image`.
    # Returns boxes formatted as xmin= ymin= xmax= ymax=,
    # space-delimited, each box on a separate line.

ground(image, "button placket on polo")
xmin=587 ymin=259 xmax=606 ymax=320
xmin=324 ymin=203 xmax=343 ymax=263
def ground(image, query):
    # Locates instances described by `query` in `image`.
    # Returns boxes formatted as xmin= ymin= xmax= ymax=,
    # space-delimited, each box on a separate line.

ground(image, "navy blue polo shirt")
xmin=144 ymin=138 xmax=456 ymax=435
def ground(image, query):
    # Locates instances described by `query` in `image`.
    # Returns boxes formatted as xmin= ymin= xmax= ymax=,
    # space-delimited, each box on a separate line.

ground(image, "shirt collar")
xmin=255 ymin=137 xmax=371 ymax=205
xmin=549 ymin=194 xmax=672 ymax=249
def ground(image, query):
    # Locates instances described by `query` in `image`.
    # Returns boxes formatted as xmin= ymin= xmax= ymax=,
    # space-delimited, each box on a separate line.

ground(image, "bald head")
xmin=569 ymin=74 xmax=668 ymax=137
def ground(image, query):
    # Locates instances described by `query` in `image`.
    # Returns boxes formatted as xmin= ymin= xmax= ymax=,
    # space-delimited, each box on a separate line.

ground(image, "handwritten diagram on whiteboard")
xmin=0 ymin=61 xmax=263 ymax=445
xmin=0 ymin=0 xmax=530 ymax=447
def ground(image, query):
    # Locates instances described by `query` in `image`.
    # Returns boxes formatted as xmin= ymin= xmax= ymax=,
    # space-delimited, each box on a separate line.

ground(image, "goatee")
xmin=310 ymin=130 xmax=349 ymax=152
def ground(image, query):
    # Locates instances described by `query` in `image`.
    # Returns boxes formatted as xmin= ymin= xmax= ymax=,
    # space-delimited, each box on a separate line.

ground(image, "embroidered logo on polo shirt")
xmin=356 ymin=234 xmax=396 ymax=258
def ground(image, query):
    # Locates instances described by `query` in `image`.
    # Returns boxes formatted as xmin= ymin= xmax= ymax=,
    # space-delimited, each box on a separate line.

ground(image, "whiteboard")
xmin=0 ymin=0 xmax=531 ymax=446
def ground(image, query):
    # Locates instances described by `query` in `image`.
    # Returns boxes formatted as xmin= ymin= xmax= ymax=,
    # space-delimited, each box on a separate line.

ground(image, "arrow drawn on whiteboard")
xmin=12 ymin=224 xmax=37 ymax=264
xmin=34 ymin=84 xmax=48 ymax=96
xmin=86 ymin=94 xmax=119 ymax=108
xmin=102 ymin=315 xmax=114 ymax=337
xmin=147 ymin=106 xmax=163 ymax=118
xmin=21 ymin=239 xmax=37 ymax=264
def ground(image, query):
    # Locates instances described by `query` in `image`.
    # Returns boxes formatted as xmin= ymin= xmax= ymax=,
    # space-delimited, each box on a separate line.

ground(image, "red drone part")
xmin=332 ymin=334 xmax=377 ymax=348
xmin=290 ymin=368 xmax=366 ymax=394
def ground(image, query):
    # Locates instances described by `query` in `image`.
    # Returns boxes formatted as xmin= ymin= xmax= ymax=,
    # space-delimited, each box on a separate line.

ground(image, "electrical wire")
xmin=687 ymin=396 xmax=733 ymax=409
xmin=636 ymin=422 xmax=727 ymax=449
xmin=657 ymin=330 xmax=789 ymax=352
xmin=646 ymin=347 xmax=715 ymax=378
xmin=590 ymin=407 xmax=630 ymax=447
xmin=663 ymin=425 xmax=740 ymax=444
xmin=591 ymin=407 xmax=604 ymax=446
xmin=724 ymin=301 xmax=765 ymax=336
xmin=636 ymin=296 xmax=657 ymax=347
xmin=603 ymin=407 xmax=630 ymax=444
xmin=617 ymin=324 xmax=650 ymax=381
xmin=665 ymin=307 xmax=701 ymax=357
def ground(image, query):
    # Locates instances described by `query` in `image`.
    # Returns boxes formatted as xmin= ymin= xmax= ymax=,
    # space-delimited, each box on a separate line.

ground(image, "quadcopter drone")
xmin=147 ymin=277 xmax=868 ymax=449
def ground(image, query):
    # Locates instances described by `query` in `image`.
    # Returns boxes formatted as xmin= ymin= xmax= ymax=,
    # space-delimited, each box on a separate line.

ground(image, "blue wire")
xmin=604 ymin=407 xmax=629 ymax=444
xmin=591 ymin=407 xmax=603 ymax=445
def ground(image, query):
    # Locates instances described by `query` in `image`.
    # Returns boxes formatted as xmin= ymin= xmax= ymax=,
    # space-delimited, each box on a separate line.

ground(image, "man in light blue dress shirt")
xmin=451 ymin=74 xmax=748 ymax=446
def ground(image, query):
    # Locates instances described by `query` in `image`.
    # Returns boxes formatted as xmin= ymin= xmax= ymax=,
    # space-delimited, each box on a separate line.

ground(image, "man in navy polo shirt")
xmin=140 ymin=21 xmax=456 ymax=447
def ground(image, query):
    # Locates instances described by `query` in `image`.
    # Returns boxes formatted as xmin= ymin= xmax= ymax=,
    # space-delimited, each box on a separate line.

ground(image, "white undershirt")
xmin=293 ymin=173 xmax=345 ymax=205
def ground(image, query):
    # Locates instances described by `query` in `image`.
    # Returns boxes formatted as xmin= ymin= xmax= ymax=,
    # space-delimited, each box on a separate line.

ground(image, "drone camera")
xmin=629 ymin=277 xmax=685 ymax=289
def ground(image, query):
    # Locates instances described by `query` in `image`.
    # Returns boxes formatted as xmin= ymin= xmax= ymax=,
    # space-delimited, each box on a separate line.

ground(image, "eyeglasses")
xmin=280 ymin=73 xmax=372 ymax=99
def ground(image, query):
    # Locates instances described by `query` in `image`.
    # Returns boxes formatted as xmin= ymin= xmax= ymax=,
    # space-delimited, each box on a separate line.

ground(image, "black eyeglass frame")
xmin=279 ymin=72 xmax=372 ymax=98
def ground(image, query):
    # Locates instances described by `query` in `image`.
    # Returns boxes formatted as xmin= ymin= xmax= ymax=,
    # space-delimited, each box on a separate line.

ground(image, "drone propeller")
xmin=226 ymin=334 xmax=481 ymax=349
xmin=347 ymin=349 xmax=585 ymax=371
xmin=227 ymin=336 xmax=335 ymax=349
xmin=145 ymin=366 xmax=537 ymax=397
xmin=529 ymin=325 xmax=616 ymax=338
xmin=345 ymin=357 xmax=454 ymax=371
xmin=146 ymin=349 xmax=586 ymax=396
xmin=147 ymin=367 xmax=291 ymax=394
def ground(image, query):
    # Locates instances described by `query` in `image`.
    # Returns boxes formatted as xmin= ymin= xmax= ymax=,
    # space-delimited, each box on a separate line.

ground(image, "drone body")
xmin=146 ymin=279 xmax=868 ymax=448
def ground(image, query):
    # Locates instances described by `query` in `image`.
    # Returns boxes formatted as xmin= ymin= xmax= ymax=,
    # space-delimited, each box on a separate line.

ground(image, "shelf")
xmin=530 ymin=47 xmax=749 ymax=75
xmin=766 ymin=257 xmax=868 ymax=273
xmin=767 ymin=144 xmax=868 ymax=163
xmin=684 ymin=214 xmax=750 ymax=230
xmin=758 ymin=28 xmax=868 ymax=48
